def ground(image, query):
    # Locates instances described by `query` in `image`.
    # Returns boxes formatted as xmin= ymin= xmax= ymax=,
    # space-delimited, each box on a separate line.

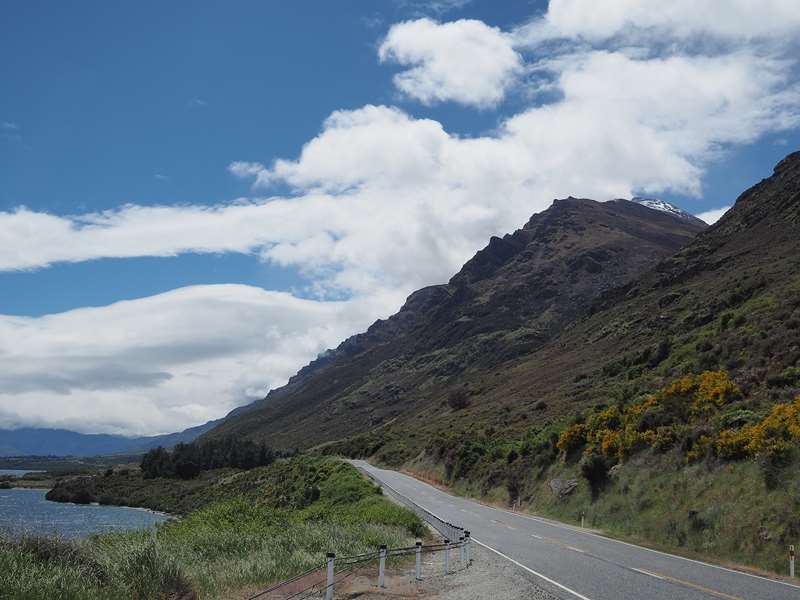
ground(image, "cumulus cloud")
xmin=518 ymin=0 xmax=800 ymax=44
xmin=379 ymin=18 xmax=522 ymax=107
xmin=696 ymin=206 xmax=731 ymax=224
xmin=5 ymin=47 xmax=798 ymax=292
xmin=0 ymin=285 xmax=397 ymax=435
xmin=3 ymin=2 xmax=800 ymax=434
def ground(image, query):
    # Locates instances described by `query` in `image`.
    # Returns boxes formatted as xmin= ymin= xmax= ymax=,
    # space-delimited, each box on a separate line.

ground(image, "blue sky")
xmin=1 ymin=0 xmax=552 ymax=317
xmin=1 ymin=1 xmax=799 ymax=435
xmin=0 ymin=1 xmax=540 ymax=316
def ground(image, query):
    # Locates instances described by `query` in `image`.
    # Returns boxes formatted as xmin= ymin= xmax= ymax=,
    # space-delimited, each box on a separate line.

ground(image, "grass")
xmin=386 ymin=373 xmax=800 ymax=576
xmin=0 ymin=457 xmax=425 ymax=599
xmin=530 ymin=453 xmax=800 ymax=574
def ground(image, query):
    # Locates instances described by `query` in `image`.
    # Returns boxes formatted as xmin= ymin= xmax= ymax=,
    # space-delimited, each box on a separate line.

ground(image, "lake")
xmin=0 ymin=488 xmax=169 ymax=538
xmin=0 ymin=469 xmax=44 ymax=477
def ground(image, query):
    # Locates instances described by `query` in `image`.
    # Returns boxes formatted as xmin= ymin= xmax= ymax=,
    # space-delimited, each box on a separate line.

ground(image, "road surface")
xmin=353 ymin=460 xmax=800 ymax=600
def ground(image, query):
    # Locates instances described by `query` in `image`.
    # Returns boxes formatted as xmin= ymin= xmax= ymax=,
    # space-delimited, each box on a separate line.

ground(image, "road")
xmin=352 ymin=460 xmax=800 ymax=600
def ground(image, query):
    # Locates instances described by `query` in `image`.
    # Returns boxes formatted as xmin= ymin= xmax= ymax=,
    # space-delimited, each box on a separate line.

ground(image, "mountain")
xmin=209 ymin=197 xmax=706 ymax=447
xmin=631 ymin=197 xmax=705 ymax=223
xmin=0 ymin=419 xmax=222 ymax=457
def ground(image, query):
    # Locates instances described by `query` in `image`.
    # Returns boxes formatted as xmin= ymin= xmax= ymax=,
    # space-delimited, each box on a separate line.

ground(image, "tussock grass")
xmin=0 ymin=458 xmax=424 ymax=599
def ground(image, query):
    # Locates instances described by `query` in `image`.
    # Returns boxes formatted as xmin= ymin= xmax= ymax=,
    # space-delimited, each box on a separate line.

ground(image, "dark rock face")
xmin=549 ymin=478 xmax=579 ymax=498
xmin=210 ymin=197 xmax=705 ymax=447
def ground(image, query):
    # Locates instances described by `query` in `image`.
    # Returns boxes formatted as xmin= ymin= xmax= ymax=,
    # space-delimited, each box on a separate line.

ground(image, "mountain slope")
xmin=210 ymin=198 xmax=705 ymax=447
xmin=488 ymin=150 xmax=800 ymax=416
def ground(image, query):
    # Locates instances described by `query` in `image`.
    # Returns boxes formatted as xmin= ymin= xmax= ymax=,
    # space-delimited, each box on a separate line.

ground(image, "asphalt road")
xmin=352 ymin=460 xmax=800 ymax=600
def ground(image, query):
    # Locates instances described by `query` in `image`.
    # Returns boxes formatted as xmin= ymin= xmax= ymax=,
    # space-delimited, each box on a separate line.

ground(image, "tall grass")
xmin=0 ymin=458 xmax=424 ymax=599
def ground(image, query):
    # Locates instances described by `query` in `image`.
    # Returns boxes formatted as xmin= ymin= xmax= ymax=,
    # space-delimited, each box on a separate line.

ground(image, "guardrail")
xmin=247 ymin=537 xmax=471 ymax=600
xmin=247 ymin=465 xmax=471 ymax=600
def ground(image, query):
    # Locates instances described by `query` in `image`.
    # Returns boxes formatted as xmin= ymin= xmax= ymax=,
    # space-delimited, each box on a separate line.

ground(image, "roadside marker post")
xmin=325 ymin=553 xmax=335 ymax=600
xmin=444 ymin=539 xmax=450 ymax=574
xmin=790 ymin=545 xmax=796 ymax=578
xmin=465 ymin=531 xmax=471 ymax=564
xmin=415 ymin=541 xmax=422 ymax=580
xmin=581 ymin=512 xmax=585 ymax=528
xmin=378 ymin=545 xmax=387 ymax=588
xmin=459 ymin=536 xmax=465 ymax=564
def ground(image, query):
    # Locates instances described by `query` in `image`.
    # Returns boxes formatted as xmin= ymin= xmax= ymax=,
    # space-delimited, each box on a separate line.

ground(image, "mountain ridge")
xmin=0 ymin=419 xmax=222 ymax=457
xmin=208 ymin=197 xmax=706 ymax=447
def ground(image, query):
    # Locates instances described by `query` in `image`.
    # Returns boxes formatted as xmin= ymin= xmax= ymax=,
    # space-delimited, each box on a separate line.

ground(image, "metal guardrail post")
xmin=459 ymin=536 xmax=465 ymax=564
xmin=465 ymin=531 xmax=471 ymax=564
xmin=790 ymin=545 xmax=796 ymax=578
xmin=415 ymin=541 xmax=422 ymax=580
xmin=379 ymin=545 xmax=387 ymax=588
xmin=325 ymin=553 xmax=335 ymax=600
xmin=444 ymin=539 xmax=450 ymax=574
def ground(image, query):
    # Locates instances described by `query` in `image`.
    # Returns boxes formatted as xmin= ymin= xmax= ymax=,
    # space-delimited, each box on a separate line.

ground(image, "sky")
xmin=2 ymin=0 xmax=800 ymax=436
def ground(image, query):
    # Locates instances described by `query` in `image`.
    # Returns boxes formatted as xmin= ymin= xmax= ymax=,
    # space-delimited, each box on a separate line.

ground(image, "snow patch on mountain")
xmin=632 ymin=197 xmax=697 ymax=221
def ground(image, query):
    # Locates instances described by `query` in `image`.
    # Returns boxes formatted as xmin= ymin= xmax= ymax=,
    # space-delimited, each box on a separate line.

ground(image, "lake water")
xmin=0 ymin=488 xmax=169 ymax=538
xmin=0 ymin=469 xmax=44 ymax=477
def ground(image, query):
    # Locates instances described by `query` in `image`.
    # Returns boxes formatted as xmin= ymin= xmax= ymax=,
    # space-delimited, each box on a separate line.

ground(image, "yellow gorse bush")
xmin=557 ymin=371 xmax=746 ymax=462
xmin=716 ymin=396 xmax=800 ymax=461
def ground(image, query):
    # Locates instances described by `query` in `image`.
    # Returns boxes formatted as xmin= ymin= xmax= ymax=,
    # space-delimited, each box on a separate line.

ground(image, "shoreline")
xmin=2 ymin=486 xmax=177 ymax=520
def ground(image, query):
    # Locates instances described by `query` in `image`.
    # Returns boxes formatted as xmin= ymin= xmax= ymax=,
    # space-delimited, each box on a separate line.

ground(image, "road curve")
xmin=352 ymin=460 xmax=800 ymax=600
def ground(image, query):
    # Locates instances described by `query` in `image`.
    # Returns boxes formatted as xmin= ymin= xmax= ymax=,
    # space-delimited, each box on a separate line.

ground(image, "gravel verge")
xmin=326 ymin=543 xmax=559 ymax=599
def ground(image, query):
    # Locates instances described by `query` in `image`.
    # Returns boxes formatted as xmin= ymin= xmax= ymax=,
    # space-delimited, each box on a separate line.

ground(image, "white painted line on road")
xmin=632 ymin=567 xmax=665 ymax=580
xmin=567 ymin=546 xmax=585 ymax=554
xmin=356 ymin=462 xmax=800 ymax=595
xmin=354 ymin=462 xmax=593 ymax=600
xmin=479 ymin=501 xmax=800 ymax=591
xmin=632 ymin=568 xmax=744 ymax=600
xmin=531 ymin=534 xmax=543 ymax=539
xmin=472 ymin=538 xmax=594 ymax=600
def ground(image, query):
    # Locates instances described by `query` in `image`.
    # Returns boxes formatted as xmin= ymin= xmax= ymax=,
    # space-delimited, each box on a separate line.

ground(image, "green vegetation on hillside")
xmin=2 ymin=457 xmax=424 ymax=600
xmin=326 ymin=371 xmax=800 ymax=573
xmin=140 ymin=436 xmax=281 ymax=480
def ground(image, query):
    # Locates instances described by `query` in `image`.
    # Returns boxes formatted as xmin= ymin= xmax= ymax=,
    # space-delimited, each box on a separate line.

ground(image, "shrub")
xmin=447 ymin=388 xmax=470 ymax=410
xmin=557 ymin=423 xmax=588 ymax=455
xmin=580 ymin=451 xmax=610 ymax=499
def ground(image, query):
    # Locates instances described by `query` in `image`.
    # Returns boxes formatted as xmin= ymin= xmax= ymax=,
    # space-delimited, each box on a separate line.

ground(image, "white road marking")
xmin=567 ymin=546 xmax=585 ymax=553
xmin=472 ymin=538 xmax=594 ymax=600
xmin=633 ymin=567 xmax=665 ymax=580
xmin=357 ymin=462 xmax=800 ymax=596
xmin=479 ymin=501 xmax=800 ymax=591
xmin=358 ymin=464 xmax=593 ymax=600
xmin=531 ymin=534 xmax=543 ymax=539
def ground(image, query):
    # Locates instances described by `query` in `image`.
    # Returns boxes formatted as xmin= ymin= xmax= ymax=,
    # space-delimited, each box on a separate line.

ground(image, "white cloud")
xmin=6 ymin=47 xmax=798 ymax=292
xmin=1 ymin=122 xmax=18 ymax=130
xmin=519 ymin=0 xmax=800 ymax=44
xmin=3 ymin=4 xmax=800 ymax=434
xmin=0 ymin=285 xmax=398 ymax=435
xmin=696 ymin=206 xmax=731 ymax=224
xmin=379 ymin=18 xmax=522 ymax=107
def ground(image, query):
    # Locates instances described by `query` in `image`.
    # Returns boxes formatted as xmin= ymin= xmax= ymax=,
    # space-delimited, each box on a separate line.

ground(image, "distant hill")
xmin=0 ymin=419 xmax=221 ymax=457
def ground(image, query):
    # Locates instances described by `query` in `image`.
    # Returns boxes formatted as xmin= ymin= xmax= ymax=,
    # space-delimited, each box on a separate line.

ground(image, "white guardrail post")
xmin=415 ymin=541 xmax=422 ymax=580
xmin=325 ymin=553 xmax=335 ymax=600
xmin=465 ymin=531 xmax=471 ymax=564
xmin=459 ymin=536 xmax=465 ymax=564
xmin=790 ymin=545 xmax=796 ymax=578
xmin=379 ymin=545 xmax=387 ymax=588
xmin=444 ymin=539 xmax=450 ymax=574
